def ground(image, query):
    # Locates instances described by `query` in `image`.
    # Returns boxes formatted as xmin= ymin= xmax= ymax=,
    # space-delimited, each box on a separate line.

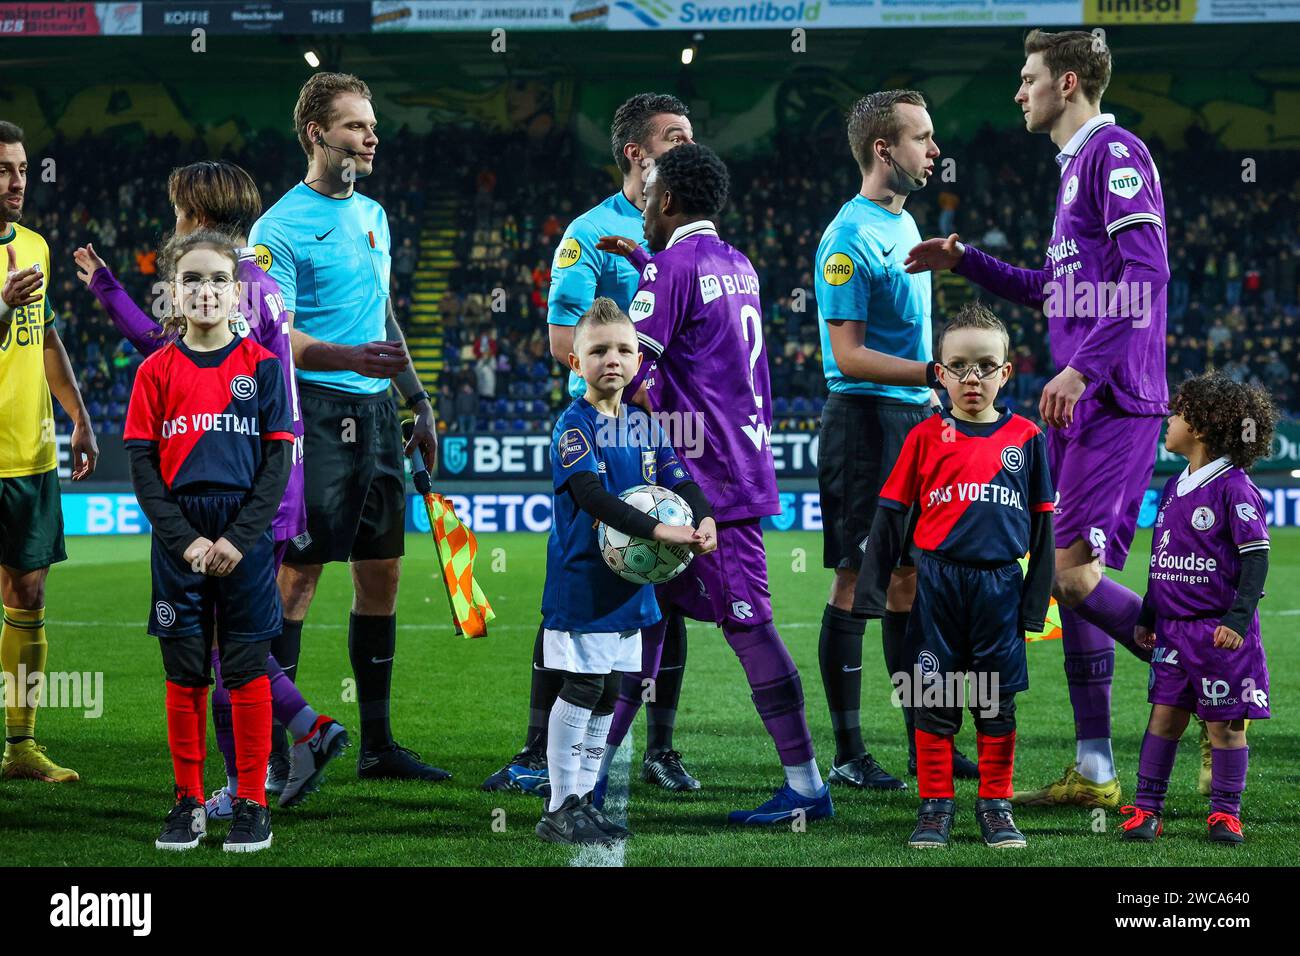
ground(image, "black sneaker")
xmin=265 ymin=751 xmax=290 ymax=796
xmin=906 ymin=748 xmax=981 ymax=779
xmin=155 ymin=796 xmax=206 ymax=851
xmin=1207 ymin=812 xmax=1245 ymax=844
xmin=223 ymin=798 xmax=272 ymax=854
xmin=480 ymin=745 xmax=549 ymax=795
xmin=579 ymin=792 xmax=631 ymax=841
xmin=358 ymin=743 xmax=452 ymax=782
xmin=908 ymin=798 xmax=955 ymax=848
xmin=1119 ymin=805 xmax=1163 ymax=841
xmin=829 ymin=753 xmax=907 ymax=791
xmin=953 ymin=748 xmax=980 ymax=780
xmin=642 ymin=749 xmax=701 ymax=792
xmin=975 ymin=797 xmax=1027 ymax=848
xmin=535 ymin=794 xmax=613 ymax=846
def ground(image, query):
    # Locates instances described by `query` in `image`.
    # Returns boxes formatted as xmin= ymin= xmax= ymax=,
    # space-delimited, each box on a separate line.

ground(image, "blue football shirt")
xmin=541 ymin=398 xmax=691 ymax=633
xmin=814 ymin=195 xmax=932 ymax=403
xmin=250 ymin=182 xmax=392 ymax=395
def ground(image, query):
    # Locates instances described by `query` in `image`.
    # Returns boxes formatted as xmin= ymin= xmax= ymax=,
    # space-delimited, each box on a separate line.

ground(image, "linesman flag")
xmin=1018 ymin=553 xmax=1063 ymax=642
xmin=406 ymin=425 xmax=496 ymax=638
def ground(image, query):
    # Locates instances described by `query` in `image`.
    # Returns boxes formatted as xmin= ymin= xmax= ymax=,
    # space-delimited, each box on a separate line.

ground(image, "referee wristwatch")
xmin=924 ymin=361 xmax=942 ymax=392
xmin=405 ymin=389 xmax=431 ymax=410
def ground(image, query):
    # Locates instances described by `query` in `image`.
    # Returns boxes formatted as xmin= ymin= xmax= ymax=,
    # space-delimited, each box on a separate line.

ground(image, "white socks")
xmin=1076 ymin=737 xmax=1117 ymax=783
xmin=548 ymin=698 xmax=593 ymax=812
xmin=286 ymin=706 xmax=318 ymax=742
xmin=579 ymin=712 xmax=612 ymax=796
xmin=784 ymin=760 xmax=824 ymax=798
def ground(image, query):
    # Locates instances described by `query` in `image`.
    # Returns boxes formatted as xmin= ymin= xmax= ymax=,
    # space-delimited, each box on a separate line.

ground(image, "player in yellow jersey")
xmin=0 ymin=121 xmax=99 ymax=782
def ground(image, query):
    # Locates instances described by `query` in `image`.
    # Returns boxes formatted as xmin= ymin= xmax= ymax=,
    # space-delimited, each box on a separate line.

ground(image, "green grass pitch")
xmin=5 ymin=529 xmax=1299 ymax=867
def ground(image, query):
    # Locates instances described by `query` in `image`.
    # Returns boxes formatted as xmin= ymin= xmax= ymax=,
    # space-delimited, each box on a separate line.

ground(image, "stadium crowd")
xmin=22 ymin=121 xmax=1300 ymax=437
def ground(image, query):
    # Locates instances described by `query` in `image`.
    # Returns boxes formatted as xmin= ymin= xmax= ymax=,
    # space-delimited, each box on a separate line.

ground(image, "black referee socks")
xmin=818 ymin=604 xmax=868 ymax=764
xmin=348 ymin=612 xmax=396 ymax=752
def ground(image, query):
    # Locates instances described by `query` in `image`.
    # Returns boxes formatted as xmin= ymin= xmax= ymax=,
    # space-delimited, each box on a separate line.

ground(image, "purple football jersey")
xmin=626 ymin=221 xmax=780 ymax=523
xmin=957 ymin=115 xmax=1169 ymax=416
xmin=1146 ymin=458 xmax=1270 ymax=621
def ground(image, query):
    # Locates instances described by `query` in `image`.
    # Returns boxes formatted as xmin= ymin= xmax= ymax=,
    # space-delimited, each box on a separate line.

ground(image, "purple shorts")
xmin=1148 ymin=617 xmax=1271 ymax=721
xmin=656 ymin=518 xmax=773 ymax=627
xmin=1047 ymin=394 xmax=1161 ymax=570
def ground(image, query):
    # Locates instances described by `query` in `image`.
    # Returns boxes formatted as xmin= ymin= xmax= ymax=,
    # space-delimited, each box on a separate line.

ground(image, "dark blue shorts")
xmin=907 ymin=552 xmax=1028 ymax=694
xmin=149 ymin=493 xmax=282 ymax=643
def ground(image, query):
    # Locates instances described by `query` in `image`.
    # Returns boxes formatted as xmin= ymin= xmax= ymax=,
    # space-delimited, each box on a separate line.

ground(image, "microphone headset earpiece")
xmin=883 ymin=149 xmax=924 ymax=189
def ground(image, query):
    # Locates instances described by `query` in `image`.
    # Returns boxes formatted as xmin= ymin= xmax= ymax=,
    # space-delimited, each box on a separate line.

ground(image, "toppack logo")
xmin=50 ymin=886 xmax=151 ymax=936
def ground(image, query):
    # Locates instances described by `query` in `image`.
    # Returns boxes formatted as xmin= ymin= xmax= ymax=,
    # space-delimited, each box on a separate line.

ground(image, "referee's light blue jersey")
xmin=547 ymin=189 xmax=647 ymax=398
xmin=813 ymin=195 xmax=932 ymax=404
xmin=250 ymin=182 xmax=392 ymax=395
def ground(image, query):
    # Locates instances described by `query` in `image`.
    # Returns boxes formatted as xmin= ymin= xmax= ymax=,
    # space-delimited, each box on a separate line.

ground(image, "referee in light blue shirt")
xmin=250 ymin=72 xmax=447 ymax=784
xmin=811 ymin=90 xmax=978 ymax=792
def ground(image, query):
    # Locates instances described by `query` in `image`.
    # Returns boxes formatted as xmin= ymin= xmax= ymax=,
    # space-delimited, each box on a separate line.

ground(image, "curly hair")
xmin=1170 ymin=371 xmax=1277 ymax=470
xmin=654 ymin=143 xmax=729 ymax=218
xmin=610 ymin=92 xmax=689 ymax=176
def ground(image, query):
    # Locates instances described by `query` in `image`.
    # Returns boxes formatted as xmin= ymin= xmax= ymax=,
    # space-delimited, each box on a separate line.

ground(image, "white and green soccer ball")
xmin=598 ymin=484 xmax=695 ymax=585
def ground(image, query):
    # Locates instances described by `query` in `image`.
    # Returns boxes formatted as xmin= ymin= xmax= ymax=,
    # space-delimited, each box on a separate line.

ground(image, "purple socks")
xmin=1060 ymin=606 xmax=1115 ymax=741
xmin=1075 ymin=576 xmax=1151 ymax=662
xmin=607 ymin=619 xmax=668 ymax=750
xmin=1134 ymin=731 xmax=1178 ymax=813
xmin=212 ymin=648 xmax=312 ymax=778
xmin=722 ymin=620 xmax=815 ymax=766
xmin=1210 ymin=746 xmax=1249 ymax=817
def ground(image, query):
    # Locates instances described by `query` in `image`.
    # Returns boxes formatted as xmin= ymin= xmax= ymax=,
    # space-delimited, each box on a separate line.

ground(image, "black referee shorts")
xmin=289 ymin=381 xmax=406 ymax=566
xmin=817 ymin=392 xmax=929 ymax=581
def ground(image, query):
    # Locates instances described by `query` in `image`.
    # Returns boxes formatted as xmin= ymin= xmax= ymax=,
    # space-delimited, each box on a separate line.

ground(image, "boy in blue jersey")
xmin=485 ymin=93 xmax=701 ymax=797
xmin=858 ymin=304 xmax=1055 ymax=849
xmin=536 ymin=297 xmax=715 ymax=844
xmin=812 ymin=90 xmax=978 ymax=791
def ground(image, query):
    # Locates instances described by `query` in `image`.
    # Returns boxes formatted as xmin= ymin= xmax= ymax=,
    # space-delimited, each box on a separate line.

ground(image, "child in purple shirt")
xmin=1121 ymin=372 xmax=1275 ymax=845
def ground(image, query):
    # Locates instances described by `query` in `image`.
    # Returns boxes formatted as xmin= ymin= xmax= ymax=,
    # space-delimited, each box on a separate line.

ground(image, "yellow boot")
xmin=1012 ymin=764 xmax=1121 ymax=808
xmin=1 ymin=739 xmax=80 ymax=783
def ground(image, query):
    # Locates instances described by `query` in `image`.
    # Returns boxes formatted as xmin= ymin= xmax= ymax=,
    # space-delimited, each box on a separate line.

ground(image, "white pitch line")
xmin=570 ymin=727 xmax=632 ymax=868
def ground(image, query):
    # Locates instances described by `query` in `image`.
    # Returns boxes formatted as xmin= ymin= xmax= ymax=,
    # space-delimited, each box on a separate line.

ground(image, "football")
xmin=598 ymin=484 xmax=695 ymax=585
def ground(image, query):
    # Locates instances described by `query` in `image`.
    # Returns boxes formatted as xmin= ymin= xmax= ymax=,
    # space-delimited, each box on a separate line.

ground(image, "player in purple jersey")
xmin=1118 ymin=374 xmax=1274 ymax=845
xmin=72 ymin=161 xmax=349 ymax=815
xmin=906 ymin=30 xmax=1170 ymax=808
xmin=595 ymin=144 xmax=831 ymax=824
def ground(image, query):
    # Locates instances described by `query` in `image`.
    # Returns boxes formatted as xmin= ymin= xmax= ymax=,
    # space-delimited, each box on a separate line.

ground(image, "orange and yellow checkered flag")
xmin=424 ymin=491 xmax=495 ymax=638
xmin=1018 ymin=553 xmax=1063 ymax=642
xmin=405 ymin=427 xmax=495 ymax=638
